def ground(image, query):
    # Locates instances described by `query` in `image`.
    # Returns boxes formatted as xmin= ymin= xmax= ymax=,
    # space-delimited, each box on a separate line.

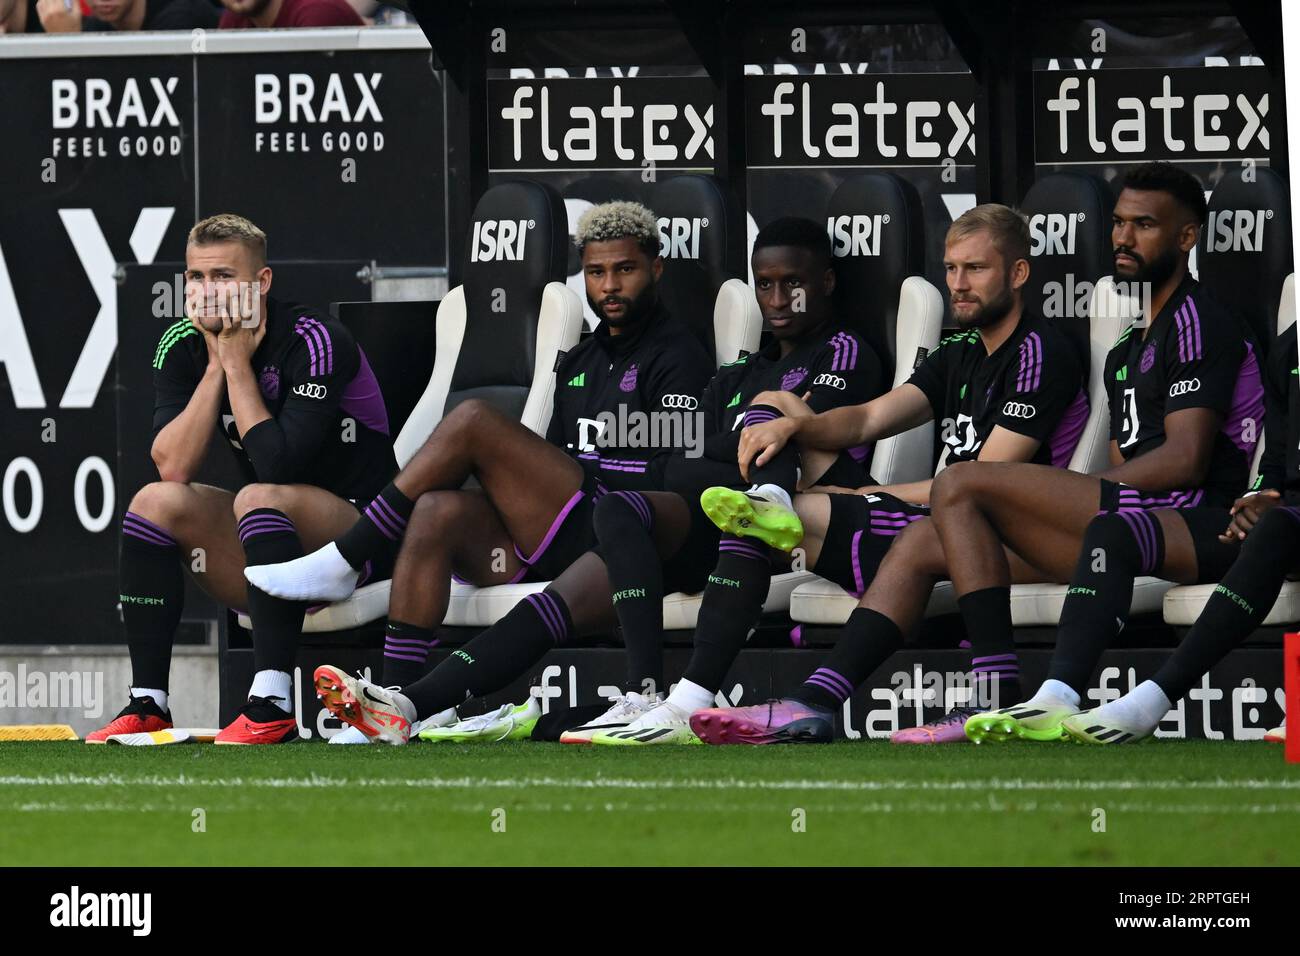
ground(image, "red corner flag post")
xmin=1287 ymin=633 xmax=1299 ymax=763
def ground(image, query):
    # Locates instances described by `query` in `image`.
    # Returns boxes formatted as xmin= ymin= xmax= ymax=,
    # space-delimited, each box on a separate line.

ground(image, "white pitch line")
xmin=6 ymin=799 xmax=1300 ymax=817
xmin=1 ymin=774 xmax=1299 ymax=792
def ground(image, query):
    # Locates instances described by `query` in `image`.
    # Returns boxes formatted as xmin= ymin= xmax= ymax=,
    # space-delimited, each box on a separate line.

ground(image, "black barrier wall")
xmin=0 ymin=30 xmax=446 ymax=644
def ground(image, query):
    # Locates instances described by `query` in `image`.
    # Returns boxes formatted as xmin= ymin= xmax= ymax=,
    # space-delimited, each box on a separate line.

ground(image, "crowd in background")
xmin=0 ymin=0 xmax=410 ymax=33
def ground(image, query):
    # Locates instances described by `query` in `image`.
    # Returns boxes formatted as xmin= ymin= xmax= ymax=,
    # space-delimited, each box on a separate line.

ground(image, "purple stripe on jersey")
xmin=847 ymin=443 xmax=870 ymax=463
xmin=1186 ymin=296 xmax=1203 ymax=359
xmin=1047 ymin=388 xmax=1090 ymax=468
xmin=850 ymin=529 xmax=865 ymax=595
xmin=972 ymin=653 xmax=1017 ymax=665
xmin=1175 ymin=304 xmax=1189 ymax=362
xmin=1222 ymin=341 xmax=1265 ymax=455
xmin=829 ymin=335 xmax=843 ymax=373
xmin=294 ymin=324 xmax=322 ymax=376
xmin=122 ymin=513 xmax=177 ymax=547
xmin=1032 ymin=332 xmax=1043 ymax=391
xmin=810 ymin=666 xmax=854 ymax=698
xmin=303 ymin=319 xmax=332 ymax=375
xmin=298 ymin=317 xmax=334 ymax=374
xmin=516 ymin=490 xmax=585 ymax=566
xmin=122 ymin=522 xmax=176 ymax=548
xmin=1118 ymin=510 xmax=1155 ymax=574
xmin=339 ymin=346 xmax=391 ymax=438
xmin=296 ymin=319 xmax=328 ymax=376
xmin=743 ymin=409 xmax=778 ymax=427
xmin=833 ymin=331 xmax=859 ymax=371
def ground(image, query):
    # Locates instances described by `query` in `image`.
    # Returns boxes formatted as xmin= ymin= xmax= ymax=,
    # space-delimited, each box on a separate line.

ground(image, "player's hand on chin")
xmin=214 ymin=309 xmax=267 ymax=371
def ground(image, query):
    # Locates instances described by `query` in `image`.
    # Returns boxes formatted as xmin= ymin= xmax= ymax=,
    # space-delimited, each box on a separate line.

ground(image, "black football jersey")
xmin=152 ymin=297 xmax=397 ymax=500
xmin=908 ymin=311 xmax=1088 ymax=471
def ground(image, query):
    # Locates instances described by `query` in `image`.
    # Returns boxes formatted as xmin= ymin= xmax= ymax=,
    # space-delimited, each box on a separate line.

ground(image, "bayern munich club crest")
xmin=259 ymin=365 xmax=281 ymax=400
xmin=781 ymin=367 xmax=809 ymax=391
xmin=1140 ymin=343 xmax=1156 ymax=374
xmin=619 ymin=364 xmax=639 ymax=393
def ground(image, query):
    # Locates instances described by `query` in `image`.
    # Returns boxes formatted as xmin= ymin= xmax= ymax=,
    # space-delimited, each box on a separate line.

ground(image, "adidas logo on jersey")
xmin=568 ymin=373 xmax=585 ymax=387
xmin=1116 ymin=367 xmax=1128 ymax=381
xmin=727 ymin=391 xmax=742 ymax=407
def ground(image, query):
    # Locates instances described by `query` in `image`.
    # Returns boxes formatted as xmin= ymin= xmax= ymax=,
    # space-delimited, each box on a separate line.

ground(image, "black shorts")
xmin=1096 ymin=481 xmax=1240 ymax=582
xmin=1097 ymin=479 xmax=1211 ymax=514
xmin=812 ymin=492 xmax=930 ymax=596
xmin=807 ymin=451 xmax=871 ymax=489
xmin=514 ymin=472 xmax=607 ymax=583
xmin=661 ymin=505 xmax=728 ymax=595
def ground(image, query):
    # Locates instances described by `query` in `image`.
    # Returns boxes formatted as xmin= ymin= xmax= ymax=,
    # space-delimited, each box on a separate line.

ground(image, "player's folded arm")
xmin=239 ymin=347 xmax=357 ymax=485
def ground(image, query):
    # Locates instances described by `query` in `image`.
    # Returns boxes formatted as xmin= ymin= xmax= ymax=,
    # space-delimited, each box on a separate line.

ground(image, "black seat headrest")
xmin=824 ymin=173 xmax=926 ymax=371
xmin=650 ymin=174 xmax=731 ymax=354
xmin=1197 ymin=165 xmax=1291 ymax=350
xmin=452 ymin=180 xmax=569 ymax=402
xmin=1021 ymin=173 xmax=1116 ymax=371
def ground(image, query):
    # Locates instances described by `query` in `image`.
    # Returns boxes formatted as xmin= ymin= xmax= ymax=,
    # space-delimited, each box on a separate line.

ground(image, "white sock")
xmin=1031 ymin=678 xmax=1080 ymax=710
xmin=753 ymin=483 xmax=793 ymax=510
xmin=1115 ymin=679 xmax=1173 ymax=728
xmin=249 ymin=670 xmax=293 ymax=712
xmin=666 ymin=678 xmax=716 ymax=713
xmin=131 ymin=687 xmax=168 ymax=711
xmin=243 ymin=541 xmax=359 ymax=602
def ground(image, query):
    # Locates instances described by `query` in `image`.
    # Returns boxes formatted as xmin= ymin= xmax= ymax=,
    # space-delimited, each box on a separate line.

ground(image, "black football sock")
xmin=336 ymin=482 xmax=415 ymax=570
xmin=958 ymin=586 xmax=1022 ymax=709
xmin=381 ymin=621 xmax=440 ymax=689
xmin=796 ymin=607 xmax=902 ymax=711
xmin=741 ymin=405 xmax=799 ymax=493
xmin=238 ymin=509 xmax=308 ymax=674
xmin=400 ymin=588 xmax=573 ymax=720
xmin=1155 ymin=506 xmax=1300 ymax=701
xmin=1047 ymin=513 xmax=1164 ymax=700
xmin=682 ymin=535 xmax=771 ymax=692
xmin=593 ymin=491 xmax=665 ymax=695
xmin=120 ymin=511 xmax=185 ymax=692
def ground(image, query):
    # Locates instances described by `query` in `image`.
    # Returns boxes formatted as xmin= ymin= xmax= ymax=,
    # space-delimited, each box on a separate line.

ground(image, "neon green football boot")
xmin=700 ymin=486 xmax=804 ymax=553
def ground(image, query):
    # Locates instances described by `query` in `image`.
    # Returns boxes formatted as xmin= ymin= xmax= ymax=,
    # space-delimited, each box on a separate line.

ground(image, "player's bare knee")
xmin=405 ymin=491 xmax=470 ymax=545
xmin=127 ymin=481 xmax=191 ymax=529
xmin=232 ymin=483 xmax=291 ymax=518
xmin=894 ymin=518 xmax=944 ymax=570
xmin=930 ymin=460 xmax=981 ymax=510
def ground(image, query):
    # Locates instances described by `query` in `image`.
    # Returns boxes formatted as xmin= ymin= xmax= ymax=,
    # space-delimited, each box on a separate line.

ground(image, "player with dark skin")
xmin=924 ymin=167 xmax=1264 ymax=743
xmin=307 ymin=225 xmax=886 ymax=745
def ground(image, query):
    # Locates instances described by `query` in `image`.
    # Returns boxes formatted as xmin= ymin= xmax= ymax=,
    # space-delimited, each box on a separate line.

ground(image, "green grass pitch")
xmin=1 ymin=740 xmax=1298 ymax=866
